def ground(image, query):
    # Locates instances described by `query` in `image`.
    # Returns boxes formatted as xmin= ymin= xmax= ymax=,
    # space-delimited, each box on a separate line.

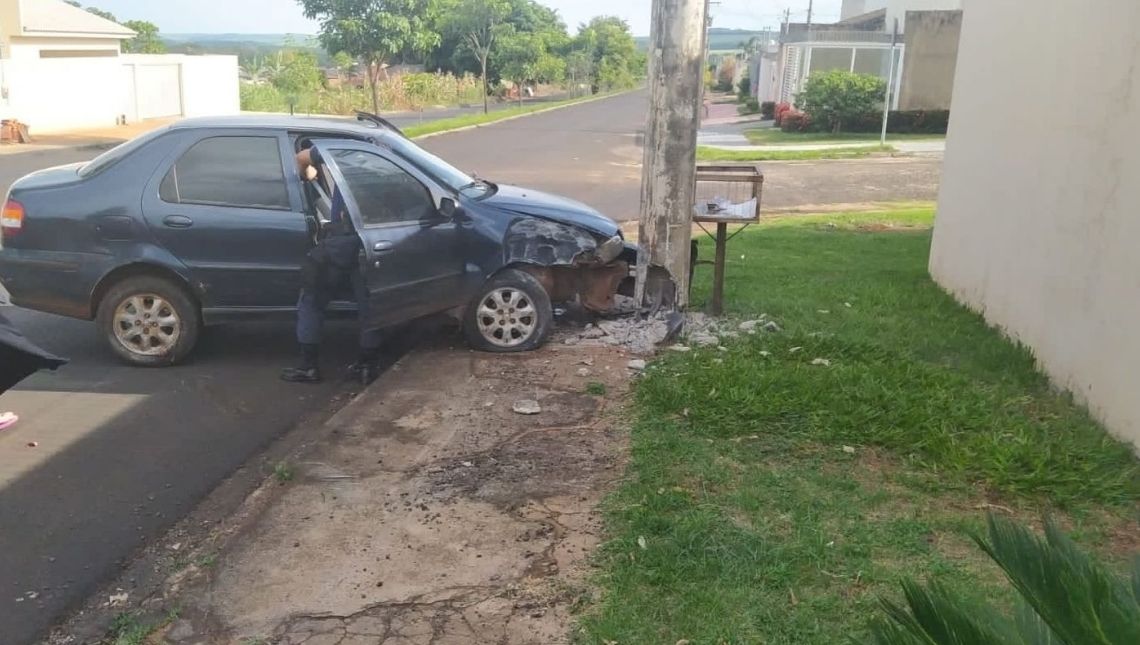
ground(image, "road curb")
xmin=410 ymin=89 xmax=639 ymax=140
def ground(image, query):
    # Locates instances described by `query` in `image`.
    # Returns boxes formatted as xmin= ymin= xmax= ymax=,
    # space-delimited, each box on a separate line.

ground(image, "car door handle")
xmin=372 ymin=241 xmax=394 ymax=253
xmin=163 ymin=215 xmax=194 ymax=229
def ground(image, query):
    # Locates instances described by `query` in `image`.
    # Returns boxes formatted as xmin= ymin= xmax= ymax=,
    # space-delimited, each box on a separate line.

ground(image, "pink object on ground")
xmin=0 ymin=412 xmax=17 ymax=431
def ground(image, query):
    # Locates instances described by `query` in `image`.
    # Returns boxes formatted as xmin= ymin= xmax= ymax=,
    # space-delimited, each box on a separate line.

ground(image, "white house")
xmin=775 ymin=0 xmax=962 ymax=108
xmin=0 ymin=0 xmax=134 ymax=59
xmin=931 ymin=0 xmax=1140 ymax=450
xmin=0 ymin=0 xmax=240 ymax=134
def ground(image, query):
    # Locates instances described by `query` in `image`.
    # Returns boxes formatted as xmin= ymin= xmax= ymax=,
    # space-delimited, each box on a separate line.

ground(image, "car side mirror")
xmin=439 ymin=197 xmax=457 ymax=219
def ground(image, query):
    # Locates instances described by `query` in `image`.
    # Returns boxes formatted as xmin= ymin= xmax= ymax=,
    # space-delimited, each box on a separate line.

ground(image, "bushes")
xmin=798 ymin=70 xmax=886 ymax=133
xmin=779 ymin=109 xmax=811 ymax=132
xmin=736 ymin=77 xmax=751 ymax=101
xmin=839 ymin=109 xmax=952 ymax=134
xmin=737 ymin=97 xmax=760 ymax=115
xmin=760 ymin=101 xmax=776 ymax=120
xmin=773 ymin=102 xmax=793 ymax=126
xmin=239 ymin=72 xmax=483 ymax=115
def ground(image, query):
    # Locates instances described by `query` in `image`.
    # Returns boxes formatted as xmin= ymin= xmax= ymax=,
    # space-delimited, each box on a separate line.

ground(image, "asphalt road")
xmin=0 ymin=90 xmax=941 ymax=643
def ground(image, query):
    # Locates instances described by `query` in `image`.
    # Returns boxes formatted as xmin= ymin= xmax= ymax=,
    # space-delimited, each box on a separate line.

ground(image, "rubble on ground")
xmin=559 ymin=309 xmax=780 ymax=355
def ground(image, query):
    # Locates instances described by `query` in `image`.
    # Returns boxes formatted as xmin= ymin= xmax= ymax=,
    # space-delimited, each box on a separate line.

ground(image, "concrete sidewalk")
xmin=137 ymin=339 xmax=634 ymax=645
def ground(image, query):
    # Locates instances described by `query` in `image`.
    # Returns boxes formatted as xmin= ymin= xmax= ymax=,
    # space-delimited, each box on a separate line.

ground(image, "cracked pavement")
xmin=158 ymin=337 xmax=632 ymax=644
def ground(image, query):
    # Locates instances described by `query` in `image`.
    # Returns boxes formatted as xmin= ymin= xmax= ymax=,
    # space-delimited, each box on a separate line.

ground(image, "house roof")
xmin=21 ymin=0 xmax=136 ymax=38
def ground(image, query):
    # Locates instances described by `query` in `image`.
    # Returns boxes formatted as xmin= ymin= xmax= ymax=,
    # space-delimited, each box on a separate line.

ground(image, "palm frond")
xmin=974 ymin=515 xmax=1140 ymax=645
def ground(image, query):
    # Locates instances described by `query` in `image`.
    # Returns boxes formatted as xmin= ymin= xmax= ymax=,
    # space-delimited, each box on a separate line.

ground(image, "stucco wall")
xmin=0 ymin=54 xmax=239 ymax=133
xmin=930 ymin=0 xmax=1140 ymax=449
xmin=897 ymin=10 xmax=961 ymax=110
xmin=885 ymin=0 xmax=961 ymax=31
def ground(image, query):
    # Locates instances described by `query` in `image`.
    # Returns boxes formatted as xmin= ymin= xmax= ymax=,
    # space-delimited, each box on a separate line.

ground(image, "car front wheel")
xmin=463 ymin=269 xmax=553 ymax=353
xmin=96 ymin=275 xmax=200 ymax=366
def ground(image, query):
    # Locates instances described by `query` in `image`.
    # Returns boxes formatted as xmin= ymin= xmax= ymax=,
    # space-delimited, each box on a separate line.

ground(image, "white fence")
xmin=0 ymin=54 xmax=239 ymax=134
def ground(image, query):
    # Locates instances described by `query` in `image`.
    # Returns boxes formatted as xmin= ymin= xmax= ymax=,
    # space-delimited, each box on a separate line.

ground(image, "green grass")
xmin=587 ymin=382 xmax=608 ymax=396
xmin=405 ymin=93 xmax=613 ymax=139
xmin=745 ymin=128 xmax=946 ymax=145
xmin=273 ymin=461 xmax=294 ymax=483
xmin=109 ymin=608 xmax=180 ymax=645
xmin=696 ymin=145 xmax=894 ymax=162
xmin=578 ymin=207 xmax=1140 ymax=644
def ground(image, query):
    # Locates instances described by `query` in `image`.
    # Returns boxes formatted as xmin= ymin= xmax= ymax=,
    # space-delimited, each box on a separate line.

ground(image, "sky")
xmin=82 ymin=0 xmax=844 ymax=37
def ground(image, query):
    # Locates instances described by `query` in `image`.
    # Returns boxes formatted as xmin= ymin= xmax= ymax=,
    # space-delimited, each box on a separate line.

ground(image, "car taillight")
xmin=1 ymin=199 xmax=24 ymax=237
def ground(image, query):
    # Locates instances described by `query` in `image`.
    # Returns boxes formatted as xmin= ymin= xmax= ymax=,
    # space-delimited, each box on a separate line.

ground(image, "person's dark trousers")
xmin=282 ymin=234 xmax=382 ymax=384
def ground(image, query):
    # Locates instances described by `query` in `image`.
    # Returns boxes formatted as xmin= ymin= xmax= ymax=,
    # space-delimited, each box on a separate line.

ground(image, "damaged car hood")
xmin=481 ymin=184 xmax=620 ymax=238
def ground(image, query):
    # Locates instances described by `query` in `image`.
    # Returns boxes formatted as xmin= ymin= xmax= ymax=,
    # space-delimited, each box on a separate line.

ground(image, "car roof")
xmin=168 ymin=115 xmax=392 ymax=140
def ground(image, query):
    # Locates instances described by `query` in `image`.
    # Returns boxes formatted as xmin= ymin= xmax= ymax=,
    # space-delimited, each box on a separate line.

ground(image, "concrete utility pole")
xmin=806 ymin=0 xmax=813 ymax=28
xmin=636 ymin=0 xmax=709 ymax=311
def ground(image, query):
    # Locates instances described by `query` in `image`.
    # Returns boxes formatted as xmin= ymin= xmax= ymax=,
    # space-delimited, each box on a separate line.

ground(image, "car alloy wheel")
xmin=476 ymin=287 xmax=538 ymax=348
xmin=111 ymin=293 xmax=182 ymax=357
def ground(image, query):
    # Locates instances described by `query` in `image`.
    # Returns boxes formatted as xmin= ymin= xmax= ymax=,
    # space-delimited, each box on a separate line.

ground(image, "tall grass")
xmin=240 ymin=72 xmax=484 ymax=114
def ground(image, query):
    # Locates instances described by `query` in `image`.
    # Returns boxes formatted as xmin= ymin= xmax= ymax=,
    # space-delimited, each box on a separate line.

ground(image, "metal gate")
xmin=133 ymin=64 xmax=182 ymax=119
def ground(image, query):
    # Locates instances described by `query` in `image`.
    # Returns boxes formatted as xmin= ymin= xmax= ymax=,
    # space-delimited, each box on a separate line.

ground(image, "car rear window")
xmin=159 ymin=136 xmax=290 ymax=210
xmin=78 ymin=128 xmax=169 ymax=178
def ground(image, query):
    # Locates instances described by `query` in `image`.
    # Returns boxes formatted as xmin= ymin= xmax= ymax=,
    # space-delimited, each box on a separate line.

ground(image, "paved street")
xmin=0 ymin=90 xmax=941 ymax=644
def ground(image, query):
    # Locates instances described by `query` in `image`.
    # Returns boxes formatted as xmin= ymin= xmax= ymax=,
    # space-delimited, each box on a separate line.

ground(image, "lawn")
xmin=578 ymin=207 xmax=1140 ymax=644
xmin=696 ymin=145 xmax=894 ymax=162
xmin=745 ymin=128 xmax=946 ymax=145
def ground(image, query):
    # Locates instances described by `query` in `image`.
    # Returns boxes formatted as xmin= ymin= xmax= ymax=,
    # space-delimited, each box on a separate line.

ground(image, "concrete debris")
xmin=669 ymin=345 xmax=691 ymax=352
xmin=811 ymin=358 xmax=832 ymax=366
xmin=512 ymin=400 xmax=542 ymax=415
xmin=818 ymin=309 xmax=831 ymax=314
xmin=842 ymin=445 xmax=856 ymax=454
xmin=789 ymin=346 xmax=803 ymax=354
xmin=627 ymin=359 xmax=647 ymax=371
xmin=759 ymin=350 xmax=771 ymax=357
xmin=691 ymin=333 xmax=719 ymax=347
xmin=577 ymin=367 xmax=591 ymax=377
xmin=107 ymin=591 xmax=128 ymax=607
xmin=739 ymin=320 xmax=762 ymax=332
xmin=763 ymin=321 xmax=782 ymax=333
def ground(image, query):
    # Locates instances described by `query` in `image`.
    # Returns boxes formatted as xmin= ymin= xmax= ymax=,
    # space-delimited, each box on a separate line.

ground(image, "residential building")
xmin=0 ymin=0 xmax=239 ymax=134
xmin=930 ymin=0 xmax=1140 ymax=449
xmin=773 ymin=0 xmax=962 ymax=110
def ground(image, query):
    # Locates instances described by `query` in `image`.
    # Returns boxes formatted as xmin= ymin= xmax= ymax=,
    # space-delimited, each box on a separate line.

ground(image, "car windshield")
xmin=383 ymin=136 xmax=492 ymax=199
xmin=78 ymin=127 xmax=169 ymax=178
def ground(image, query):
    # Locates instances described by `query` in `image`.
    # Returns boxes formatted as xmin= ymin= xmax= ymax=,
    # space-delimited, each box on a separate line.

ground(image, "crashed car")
xmin=0 ymin=114 xmax=637 ymax=366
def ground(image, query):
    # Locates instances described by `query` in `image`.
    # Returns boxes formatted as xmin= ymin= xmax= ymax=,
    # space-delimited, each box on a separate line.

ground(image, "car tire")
xmin=96 ymin=275 xmax=200 ymax=367
xmin=463 ymin=269 xmax=553 ymax=353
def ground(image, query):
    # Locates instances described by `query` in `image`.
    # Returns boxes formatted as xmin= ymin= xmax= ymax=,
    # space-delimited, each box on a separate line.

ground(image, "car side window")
xmin=330 ymin=149 xmax=435 ymax=226
xmin=159 ymin=136 xmax=290 ymax=210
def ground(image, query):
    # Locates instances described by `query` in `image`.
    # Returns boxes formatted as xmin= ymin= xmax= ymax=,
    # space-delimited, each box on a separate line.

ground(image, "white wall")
xmin=885 ymin=0 xmax=962 ymax=32
xmin=0 ymin=57 xmax=125 ymax=131
xmin=0 ymin=54 xmax=239 ymax=133
xmin=6 ymin=36 xmax=121 ymax=60
xmin=931 ymin=0 xmax=1140 ymax=449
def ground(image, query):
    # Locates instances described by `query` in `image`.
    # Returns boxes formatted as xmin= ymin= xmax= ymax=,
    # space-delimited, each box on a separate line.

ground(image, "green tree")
xmin=868 ymin=514 xmax=1140 ymax=645
xmin=64 ymin=0 xmax=81 ymax=6
xmin=332 ymin=51 xmax=356 ymax=82
xmin=798 ymin=69 xmax=886 ymax=134
xmin=271 ymin=49 xmax=325 ymax=111
xmin=574 ymin=16 xmax=638 ymax=92
xmin=297 ymin=0 xmax=440 ymax=114
xmin=438 ymin=0 xmax=511 ymax=114
xmin=122 ymin=20 xmax=166 ymax=54
xmin=496 ymin=27 xmax=563 ymax=107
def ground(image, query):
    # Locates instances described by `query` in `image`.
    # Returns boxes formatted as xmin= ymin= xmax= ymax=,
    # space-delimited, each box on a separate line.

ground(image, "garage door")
xmin=134 ymin=64 xmax=182 ymax=119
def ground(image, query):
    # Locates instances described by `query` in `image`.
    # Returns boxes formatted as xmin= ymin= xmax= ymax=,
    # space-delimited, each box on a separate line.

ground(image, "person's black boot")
xmin=281 ymin=344 xmax=322 ymax=383
xmin=347 ymin=347 xmax=381 ymax=386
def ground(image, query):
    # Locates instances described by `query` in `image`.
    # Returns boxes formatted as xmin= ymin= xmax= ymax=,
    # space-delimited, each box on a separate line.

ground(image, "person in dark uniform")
xmin=280 ymin=144 xmax=383 ymax=385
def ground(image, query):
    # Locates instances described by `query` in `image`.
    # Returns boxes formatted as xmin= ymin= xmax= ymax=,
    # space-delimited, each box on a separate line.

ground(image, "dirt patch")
xmin=142 ymin=342 xmax=634 ymax=645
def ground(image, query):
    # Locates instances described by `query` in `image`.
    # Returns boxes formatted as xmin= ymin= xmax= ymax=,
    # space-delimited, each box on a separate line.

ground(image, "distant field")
xmin=635 ymin=27 xmax=774 ymax=51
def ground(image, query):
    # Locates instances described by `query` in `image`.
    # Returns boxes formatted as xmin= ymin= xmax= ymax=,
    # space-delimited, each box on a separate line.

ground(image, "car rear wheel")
xmin=463 ymin=269 xmax=552 ymax=353
xmin=96 ymin=276 xmax=200 ymax=367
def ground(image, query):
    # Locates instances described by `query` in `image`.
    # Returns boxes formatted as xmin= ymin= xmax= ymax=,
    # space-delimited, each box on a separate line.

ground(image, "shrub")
xmin=773 ymin=102 xmax=793 ymax=126
xmin=760 ymin=101 xmax=776 ymax=120
xmin=736 ymin=77 xmax=751 ymax=101
xmin=888 ymin=109 xmax=950 ymax=134
xmin=737 ymin=97 xmax=760 ymax=115
xmin=239 ymin=72 xmax=482 ymax=115
xmin=798 ymin=70 xmax=886 ymax=133
xmin=779 ymin=109 xmax=812 ymax=132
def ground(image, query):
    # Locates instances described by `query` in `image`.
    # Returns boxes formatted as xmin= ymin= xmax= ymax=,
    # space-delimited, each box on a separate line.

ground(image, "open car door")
xmin=309 ymin=139 xmax=469 ymax=329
